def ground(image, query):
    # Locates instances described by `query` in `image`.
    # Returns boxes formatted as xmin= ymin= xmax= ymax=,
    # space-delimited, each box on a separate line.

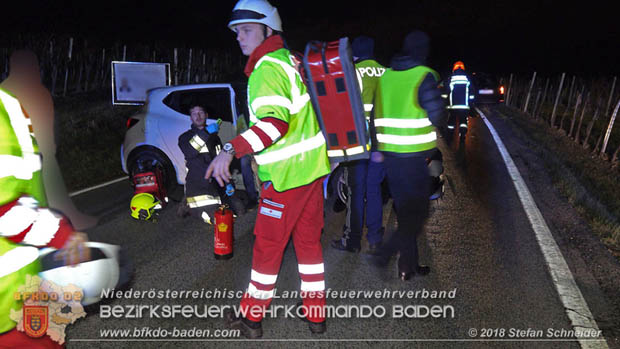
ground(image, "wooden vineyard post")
xmin=550 ymin=73 xmax=565 ymax=127
xmin=600 ymin=98 xmax=620 ymax=159
xmin=573 ymin=92 xmax=590 ymax=143
xmin=583 ymin=100 xmax=601 ymax=149
xmin=523 ymin=71 xmax=537 ymax=114
xmin=63 ymin=37 xmax=73 ymax=96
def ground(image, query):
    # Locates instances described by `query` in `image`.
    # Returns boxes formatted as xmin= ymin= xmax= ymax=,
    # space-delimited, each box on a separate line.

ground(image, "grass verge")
xmin=54 ymin=90 xmax=140 ymax=191
xmin=493 ymin=104 xmax=620 ymax=259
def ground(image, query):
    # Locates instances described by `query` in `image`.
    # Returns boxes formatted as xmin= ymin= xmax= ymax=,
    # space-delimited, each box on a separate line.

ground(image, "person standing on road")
xmin=178 ymin=104 xmax=245 ymax=223
xmin=0 ymin=87 xmax=90 ymax=347
xmin=448 ymin=61 xmax=471 ymax=111
xmin=370 ymin=30 xmax=446 ymax=281
xmin=331 ymin=36 xmax=387 ymax=255
xmin=446 ymin=61 xmax=473 ymax=139
xmin=205 ymin=0 xmax=330 ymax=338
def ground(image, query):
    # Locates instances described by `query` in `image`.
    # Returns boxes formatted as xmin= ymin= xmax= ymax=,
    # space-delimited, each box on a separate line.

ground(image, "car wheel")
xmin=127 ymin=147 xmax=178 ymax=198
xmin=329 ymin=165 xmax=348 ymax=207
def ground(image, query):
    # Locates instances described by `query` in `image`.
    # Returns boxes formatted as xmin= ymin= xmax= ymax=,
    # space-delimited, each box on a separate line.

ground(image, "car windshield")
xmin=475 ymin=74 xmax=498 ymax=88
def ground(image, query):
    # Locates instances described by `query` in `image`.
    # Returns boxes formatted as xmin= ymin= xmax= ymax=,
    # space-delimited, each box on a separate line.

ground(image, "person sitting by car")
xmin=178 ymin=104 xmax=245 ymax=224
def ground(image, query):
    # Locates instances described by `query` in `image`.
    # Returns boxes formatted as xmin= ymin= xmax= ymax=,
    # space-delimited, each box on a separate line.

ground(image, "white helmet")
xmin=38 ymin=242 xmax=132 ymax=306
xmin=228 ymin=0 xmax=282 ymax=32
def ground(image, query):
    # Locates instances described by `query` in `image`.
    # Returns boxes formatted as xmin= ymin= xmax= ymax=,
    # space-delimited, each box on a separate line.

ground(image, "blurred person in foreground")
xmin=0 ymin=86 xmax=90 ymax=348
xmin=0 ymin=50 xmax=98 ymax=231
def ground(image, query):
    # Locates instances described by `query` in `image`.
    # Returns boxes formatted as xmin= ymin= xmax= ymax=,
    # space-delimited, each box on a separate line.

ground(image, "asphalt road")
xmin=63 ymin=105 xmax=618 ymax=348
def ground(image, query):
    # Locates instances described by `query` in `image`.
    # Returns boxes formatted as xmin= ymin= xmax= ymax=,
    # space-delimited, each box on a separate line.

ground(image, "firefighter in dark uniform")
xmin=178 ymin=104 xmax=244 ymax=224
xmin=447 ymin=61 xmax=473 ymax=140
xmin=371 ymin=30 xmax=446 ymax=280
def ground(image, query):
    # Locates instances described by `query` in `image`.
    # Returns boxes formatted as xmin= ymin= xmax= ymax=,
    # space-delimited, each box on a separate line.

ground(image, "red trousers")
xmin=240 ymin=177 xmax=326 ymax=323
xmin=0 ymin=328 xmax=63 ymax=348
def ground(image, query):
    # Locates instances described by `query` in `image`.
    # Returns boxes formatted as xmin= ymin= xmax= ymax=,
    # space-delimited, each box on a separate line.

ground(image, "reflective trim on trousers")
xmin=247 ymin=283 xmax=275 ymax=300
xmin=300 ymin=280 xmax=325 ymax=292
xmin=251 ymin=269 xmax=278 ymax=285
xmin=298 ymin=263 xmax=324 ymax=275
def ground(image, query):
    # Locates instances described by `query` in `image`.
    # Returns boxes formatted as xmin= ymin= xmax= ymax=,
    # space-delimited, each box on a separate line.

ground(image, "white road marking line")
xmin=69 ymin=177 xmax=128 ymax=197
xmin=476 ymin=107 xmax=608 ymax=349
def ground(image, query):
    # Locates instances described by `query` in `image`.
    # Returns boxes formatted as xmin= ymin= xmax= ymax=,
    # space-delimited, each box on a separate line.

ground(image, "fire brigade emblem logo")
xmin=217 ymin=222 xmax=228 ymax=232
xmin=23 ymin=305 xmax=48 ymax=338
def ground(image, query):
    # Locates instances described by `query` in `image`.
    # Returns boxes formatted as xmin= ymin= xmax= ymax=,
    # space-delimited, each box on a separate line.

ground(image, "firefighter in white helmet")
xmin=207 ymin=0 xmax=330 ymax=338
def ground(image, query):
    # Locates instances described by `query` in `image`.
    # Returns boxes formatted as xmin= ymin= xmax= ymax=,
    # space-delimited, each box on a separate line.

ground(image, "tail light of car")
xmin=499 ymin=86 xmax=505 ymax=95
xmin=126 ymin=117 xmax=139 ymax=129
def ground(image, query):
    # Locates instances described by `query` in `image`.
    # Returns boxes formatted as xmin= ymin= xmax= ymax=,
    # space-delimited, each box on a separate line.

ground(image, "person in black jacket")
xmin=369 ymin=30 xmax=446 ymax=281
xmin=178 ymin=104 xmax=244 ymax=224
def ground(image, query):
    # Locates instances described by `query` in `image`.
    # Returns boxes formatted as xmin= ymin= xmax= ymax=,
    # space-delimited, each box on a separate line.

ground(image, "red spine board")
xmin=302 ymin=37 xmax=369 ymax=163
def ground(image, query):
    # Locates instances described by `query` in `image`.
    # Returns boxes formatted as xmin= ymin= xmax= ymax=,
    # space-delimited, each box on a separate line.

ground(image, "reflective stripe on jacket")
xmin=247 ymin=48 xmax=330 ymax=192
xmin=0 ymin=89 xmax=46 ymax=206
xmin=374 ymin=66 xmax=440 ymax=153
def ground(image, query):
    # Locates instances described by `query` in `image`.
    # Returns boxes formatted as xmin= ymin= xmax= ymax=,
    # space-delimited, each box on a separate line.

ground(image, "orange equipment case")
xmin=302 ymin=37 xmax=370 ymax=163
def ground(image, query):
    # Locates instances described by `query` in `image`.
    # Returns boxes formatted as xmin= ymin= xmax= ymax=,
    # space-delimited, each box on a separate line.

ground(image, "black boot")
xmin=415 ymin=265 xmax=431 ymax=276
xmin=296 ymin=302 xmax=326 ymax=334
xmin=365 ymin=242 xmax=382 ymax=255
xmin=331 ymin=238 xmax=360 ymax=253
xmin=224 ymin=309 xmax=262 ymax=339
xmin=397 ymin=262 xmax=414 ymax=281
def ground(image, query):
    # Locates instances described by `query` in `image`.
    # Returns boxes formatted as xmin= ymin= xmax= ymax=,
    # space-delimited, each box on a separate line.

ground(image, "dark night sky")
xmin=4 ymin=1 xmax=618 ymax=77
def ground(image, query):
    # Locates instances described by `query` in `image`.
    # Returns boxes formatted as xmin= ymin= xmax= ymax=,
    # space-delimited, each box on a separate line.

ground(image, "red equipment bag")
xmin=301 ymin=37 xmax=370 ymax=163
xmin=214 ymin=205 xmax=233 ymax=260
xmin=132 ymin=168 xmax=168 ymax=208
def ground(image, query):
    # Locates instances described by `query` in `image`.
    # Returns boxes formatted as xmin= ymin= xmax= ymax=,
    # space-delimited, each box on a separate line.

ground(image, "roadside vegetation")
xmin=54 ymin=90 xmax=139 ymax=191
xmin=494 ymin=104 xmax=620 ymax=259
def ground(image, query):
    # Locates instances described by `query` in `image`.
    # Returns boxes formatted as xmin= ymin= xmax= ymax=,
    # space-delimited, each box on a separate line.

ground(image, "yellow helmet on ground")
xmin=130 ymin=193 xmax=160 ymax=220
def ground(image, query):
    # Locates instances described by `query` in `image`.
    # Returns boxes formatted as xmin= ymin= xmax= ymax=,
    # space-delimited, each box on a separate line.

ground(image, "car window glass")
xmin=475 ymin=74 xmax=498 ymax=87
xmin=163 ymin=88 xmax=233 ymax=122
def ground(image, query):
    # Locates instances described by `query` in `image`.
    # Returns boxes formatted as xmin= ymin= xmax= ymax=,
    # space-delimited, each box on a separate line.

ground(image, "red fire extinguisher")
xmin=214 ymin=204 xmax=233 ymax=259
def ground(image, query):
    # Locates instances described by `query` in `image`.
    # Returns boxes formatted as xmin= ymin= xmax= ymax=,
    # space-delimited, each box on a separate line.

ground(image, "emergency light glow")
xmin=499 ymin=86 xmax=505 ymax=94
